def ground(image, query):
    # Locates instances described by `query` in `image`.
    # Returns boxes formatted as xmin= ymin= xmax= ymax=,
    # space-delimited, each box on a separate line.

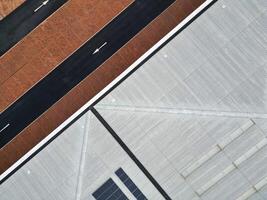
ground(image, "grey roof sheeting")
xmin=97 ymin=0 xmax=267 ymax=199
xmin=0 ymin=112 xmax=162 ymax=200
xmin=99 ymin=0 xmax=267 ymax=115
xmin=1 ymin=0 xmax=267 ymax=199
xmin=95 ymin=0 xmax=267 ymax=199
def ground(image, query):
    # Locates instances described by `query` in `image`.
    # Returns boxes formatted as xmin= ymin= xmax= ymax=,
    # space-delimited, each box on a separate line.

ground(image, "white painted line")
xmin=2 ymin=1 xmax=135 ymax=110
xmin=43 ymin=0 xmax=49 ymax=5
xmin=0 ymin=124 xmax=10 ymax=134
xmin=0 ymin=0 xmax=216 ymax=182
xmin=34 ymin=0 xmax=50 ymax=13
xmin=99 ymin=42 xmax=107 ymax=50
xmin=34 ymin=5 xmax=43 ymax=12
xmin=93 ymin=42 xmax=108 ymax=55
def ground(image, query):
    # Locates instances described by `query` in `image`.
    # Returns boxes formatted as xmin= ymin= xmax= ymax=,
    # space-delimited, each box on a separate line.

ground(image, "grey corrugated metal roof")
xmin=1 ymin=0 xmax=267 ymax=199
xmin=100 ymin=0 xmax=267 ymax=115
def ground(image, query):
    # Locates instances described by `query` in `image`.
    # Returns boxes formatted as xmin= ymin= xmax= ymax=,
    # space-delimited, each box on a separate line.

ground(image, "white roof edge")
xmin=0 ymin=0 xmax=216 ymax=182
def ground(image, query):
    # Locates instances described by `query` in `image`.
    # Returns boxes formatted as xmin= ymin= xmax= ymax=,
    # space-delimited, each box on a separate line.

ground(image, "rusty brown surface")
xmin=0 ymin=0 xmax=205 ymax=175
xmin=0 ymin=0 xmax=24 ymax=19
xmin=0 ymin=0 xmax=133 ymax=111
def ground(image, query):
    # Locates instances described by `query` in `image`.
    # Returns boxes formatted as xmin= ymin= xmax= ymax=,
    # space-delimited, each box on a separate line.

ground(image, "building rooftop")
xmin=0 ymin=0 xmax=267 ymax=199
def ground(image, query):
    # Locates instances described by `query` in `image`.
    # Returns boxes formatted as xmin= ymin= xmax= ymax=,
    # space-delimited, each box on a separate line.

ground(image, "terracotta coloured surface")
xmin=0 ymin=0 xmax=206 ymax=174
xmin=0 ymin=0 xmax=24 ymax=19
xmin=0 ymin=0 xmax=132 ymax=111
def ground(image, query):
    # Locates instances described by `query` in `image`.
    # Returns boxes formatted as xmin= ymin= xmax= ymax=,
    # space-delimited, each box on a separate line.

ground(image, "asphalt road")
xmin=0 ymin=0 xmax=68 ymax=57
xmin=0 ymin=0 xmax=175 ymax=148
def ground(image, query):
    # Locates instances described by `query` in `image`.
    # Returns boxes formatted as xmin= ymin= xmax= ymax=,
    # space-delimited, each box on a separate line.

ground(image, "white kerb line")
xmin=34 ymin=0 xmax=49 ymax=13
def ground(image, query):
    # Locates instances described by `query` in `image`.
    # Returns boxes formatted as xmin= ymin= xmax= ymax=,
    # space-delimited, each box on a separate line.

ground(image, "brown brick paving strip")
xmin=0 ymin=0 xmax=132 ymax=111
xmin=0 ymin=0 xmax=24 ymax=19
xmin=0 ymin=0 xmax=205 ymax=174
